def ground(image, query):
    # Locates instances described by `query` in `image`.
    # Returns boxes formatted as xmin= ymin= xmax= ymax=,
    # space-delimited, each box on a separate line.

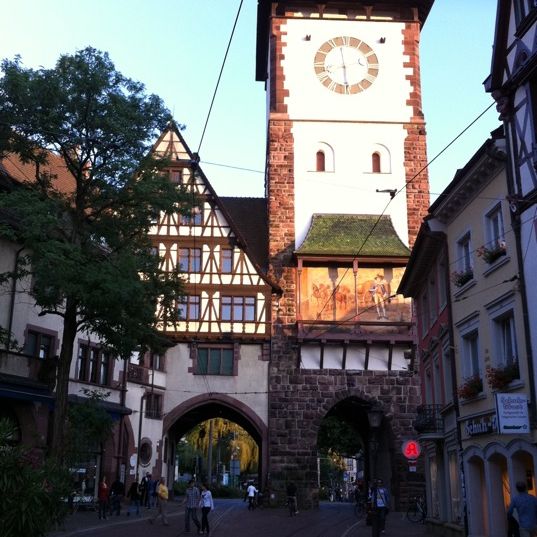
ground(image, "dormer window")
xmin=316 ymin=151 xmax=326 ymax=172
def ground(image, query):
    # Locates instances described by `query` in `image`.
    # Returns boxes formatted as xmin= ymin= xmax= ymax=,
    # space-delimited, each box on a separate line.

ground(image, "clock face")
xmin=314 ymin=36 xmax=379 ymax=94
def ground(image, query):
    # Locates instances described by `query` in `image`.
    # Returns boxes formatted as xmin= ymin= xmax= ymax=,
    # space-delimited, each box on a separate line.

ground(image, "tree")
xmin=317 ymin=415 xmax=363 ymax=458
xmin=0 ymin=418 xmax=71 ymax=537
xmin=0 ymin=48 xmax=190 ymax=457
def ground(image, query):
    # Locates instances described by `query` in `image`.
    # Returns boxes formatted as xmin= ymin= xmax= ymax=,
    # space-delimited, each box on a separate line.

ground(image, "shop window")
xmin=179 ymin=248 xmax=201 ymax=273
xmin=221 ymin=296 xmax=255 ymax=322
xmin=178 ymin=295 xmax=200 ymax=321
xmin=197 ymin=346 xmax=234 ymax=376
xmin=23 ymin=327 xmax=56 ymax=359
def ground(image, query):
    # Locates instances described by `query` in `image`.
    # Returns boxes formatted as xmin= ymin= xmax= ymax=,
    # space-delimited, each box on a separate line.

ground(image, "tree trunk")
xmin=51 ymin=298 xmax=78 ymax=459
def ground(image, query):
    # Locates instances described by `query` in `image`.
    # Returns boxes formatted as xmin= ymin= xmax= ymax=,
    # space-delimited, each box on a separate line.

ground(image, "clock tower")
xmin=257 ymin=0 xmax=433 ymax=509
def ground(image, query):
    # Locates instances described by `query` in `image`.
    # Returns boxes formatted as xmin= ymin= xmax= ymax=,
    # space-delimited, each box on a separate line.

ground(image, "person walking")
xmin=199 ymin=483 xmax=214 ymax=535
xmin=109 ymin=477 xmax=125 ymax=516
xmin=97 ymin=476 xmax=109 ymax=520
xmin=182 ymin=479 xmax=201 ymax=533
xmin=149 ymin=476 xmax=158 ymax=509
xmin=368 ymin=479 xmax=390 ymax=533
xmin=246 ymin=482 xmax=258 ymax=511
xmin=140 ymin=472 xmax=151 ymax=509
xmin=148 ymin=476 xmax=169 ymax=526
xmin=286 ymin=482 xmax=298 ymax=516
xmin=126 ymin=478 xmax=141 ymax=516
xmin=507 ymin=481 xmax=537 ymax=537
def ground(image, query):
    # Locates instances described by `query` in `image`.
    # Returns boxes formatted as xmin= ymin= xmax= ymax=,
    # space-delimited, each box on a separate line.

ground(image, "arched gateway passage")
xmin=163 ymin=394 xmax=268 ymax=488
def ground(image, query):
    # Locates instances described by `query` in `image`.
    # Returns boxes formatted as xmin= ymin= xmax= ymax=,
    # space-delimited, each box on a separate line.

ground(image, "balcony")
xmin=413 ymin=404 xmax=444 ymax=438
xmin=127 ymin=363 xmax=149 ymax=384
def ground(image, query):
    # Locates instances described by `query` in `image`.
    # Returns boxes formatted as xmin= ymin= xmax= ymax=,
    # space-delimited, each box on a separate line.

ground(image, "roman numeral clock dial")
xmin=314 ymin=36 xmax=379 ymax=94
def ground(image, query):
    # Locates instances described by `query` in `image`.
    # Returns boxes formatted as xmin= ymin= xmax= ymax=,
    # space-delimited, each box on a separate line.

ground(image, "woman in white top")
xmin=199 ymin=483 xmax=214 ymax=535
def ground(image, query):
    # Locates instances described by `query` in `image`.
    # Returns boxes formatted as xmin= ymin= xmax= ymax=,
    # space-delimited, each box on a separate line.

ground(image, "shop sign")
xmin=495 ymin=393 xmax=530 ymax=434
xmin=402 ymin=440 xmax=421 ymax=459
xmin=464 ymin=414 xmax=497 ymax=436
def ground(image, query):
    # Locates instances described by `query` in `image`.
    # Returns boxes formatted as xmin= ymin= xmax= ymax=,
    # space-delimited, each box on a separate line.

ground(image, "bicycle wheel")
xmin=407 ymin=505 xmax=421 ymax=523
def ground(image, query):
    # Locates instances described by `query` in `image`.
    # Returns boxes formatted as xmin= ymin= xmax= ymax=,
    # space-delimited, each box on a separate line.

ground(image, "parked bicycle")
xmin=406 ymin=495 xmax=427 ymax=523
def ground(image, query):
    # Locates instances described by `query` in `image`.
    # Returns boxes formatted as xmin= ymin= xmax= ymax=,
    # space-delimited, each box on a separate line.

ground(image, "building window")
xmin=23 ymin=329 xmax=55 ymax=359
xmin=438 ymin=255 xmax=448 ymax=307
xmin=181 ymin=207 xmax=203 ymax=226
xmin=178 ymin=295 xmax=200 ymax=321
xmin=514 ymin=0 xmax=533 ymax=24
xmin=77 ymin=344 xmax=112 ymax=386
xmin=372 ymin=152 xmax=381 ymax=173
xmin=145 ymin=393 xmax=162 ymax=419
xmin=170 ymin=170 xmax=182 ymax=184
xmin=221 ymin=248 xmax=233 ymax=273
xmin=485 ymin=204 xmax=505 ymax=249
xmin=316 ymin=151 xmax=326 ymax=172
xmin=457 ymin=232 xmax=473 ymax=273
xmin=494 ymin=312 xmax=518 ymax=367
xmin=462 ymin=330 xmax=480 ymax=378
xmin=428 ymin=274 xmax=437 ymax=325
xmin=149 ymin=352 xmax=164 ymax=371
xmin=221 ymin=296 xmax=255 ymax=321
xmin=420 ymin=291 xmax=429 ymax=336
xmin=179 ymin=248 xmax=201 ymax=273
xmin=197 ymin=346 xmax=234 ymax=376
xmin=442 ymin=344 xmax=453 ymax=404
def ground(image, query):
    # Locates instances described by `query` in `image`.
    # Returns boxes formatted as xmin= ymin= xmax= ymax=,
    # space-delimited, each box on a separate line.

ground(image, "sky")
xmin=1 ymin=0 xmax=499 ymax=203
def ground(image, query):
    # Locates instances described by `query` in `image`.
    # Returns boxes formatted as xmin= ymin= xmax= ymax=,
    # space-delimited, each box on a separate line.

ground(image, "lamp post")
xmin=367 ymin=407 xmax=383 ymax=537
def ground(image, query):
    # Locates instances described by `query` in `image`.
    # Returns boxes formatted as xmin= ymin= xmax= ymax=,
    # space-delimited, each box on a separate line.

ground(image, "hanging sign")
xmin=402 ymin=440 xmax=421 ymax=459
xmin=495 ymin=393 xmax=530 ymax=434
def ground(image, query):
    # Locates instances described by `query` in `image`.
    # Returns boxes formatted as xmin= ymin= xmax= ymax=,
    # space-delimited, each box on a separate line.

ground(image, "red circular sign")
xmin=402 ymin=440 xmax=421 ymax=459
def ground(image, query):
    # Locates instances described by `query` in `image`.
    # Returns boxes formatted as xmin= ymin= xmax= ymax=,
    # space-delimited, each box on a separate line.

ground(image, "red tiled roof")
xmin=0 ymin=151 xmax=76 ymax=195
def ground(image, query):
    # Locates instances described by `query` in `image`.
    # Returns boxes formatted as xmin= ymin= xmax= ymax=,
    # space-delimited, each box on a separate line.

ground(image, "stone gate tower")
xmin=256 ymin=0 xmax=433 ymax=508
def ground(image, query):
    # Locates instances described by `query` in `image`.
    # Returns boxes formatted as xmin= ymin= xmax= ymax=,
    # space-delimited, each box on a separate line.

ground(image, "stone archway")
xmin=163 ymin=393 xmax=269 ymax=488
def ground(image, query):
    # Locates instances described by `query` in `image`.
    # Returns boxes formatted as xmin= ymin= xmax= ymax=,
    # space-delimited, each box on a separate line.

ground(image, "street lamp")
xmin=367 ymin=407 xmax=383 ymax=537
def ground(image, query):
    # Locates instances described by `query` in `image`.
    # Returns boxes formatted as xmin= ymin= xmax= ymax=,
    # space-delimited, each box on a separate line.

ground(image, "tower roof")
xmin=295 ymin=213 xmax=410 ymax=258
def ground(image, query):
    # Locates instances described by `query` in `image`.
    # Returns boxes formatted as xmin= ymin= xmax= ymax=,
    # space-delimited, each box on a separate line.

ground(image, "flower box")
xmin=477 ymin=242 xmax=506 ymax=264
xmin=486 ymin=362 xmax=519 ymax=390
xmin=457 ymin=374 xmax=483 ymax=400
xmin=451 ymin=269 xmax=474 ymax=288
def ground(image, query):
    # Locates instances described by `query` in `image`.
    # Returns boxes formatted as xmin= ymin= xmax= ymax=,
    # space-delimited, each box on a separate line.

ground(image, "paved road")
xmin=48 ymin=499 xmax=434 ymax=537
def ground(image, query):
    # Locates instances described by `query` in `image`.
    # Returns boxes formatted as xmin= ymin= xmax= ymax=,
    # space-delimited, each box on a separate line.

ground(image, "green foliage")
xmin=0 ymin=47 xmax=193 ymax=452
xmin=0 ymin=419 xmax=71 ymax=537
xmin=66 ymin=389 xmax=114 ymax=462
xmin=317 ymin=415 xmax=362 ymax=458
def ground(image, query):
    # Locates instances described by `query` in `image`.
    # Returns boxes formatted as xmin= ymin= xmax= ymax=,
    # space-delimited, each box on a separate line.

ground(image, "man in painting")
xmin=371 ymin=274 xmax=390 ymax=320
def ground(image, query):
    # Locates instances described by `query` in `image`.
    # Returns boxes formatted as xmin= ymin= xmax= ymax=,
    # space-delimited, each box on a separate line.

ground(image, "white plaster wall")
xmin=164 ymin=342 xmax=269 ymax=428
xmin=280 ymin=18 xmax=414 ymax=247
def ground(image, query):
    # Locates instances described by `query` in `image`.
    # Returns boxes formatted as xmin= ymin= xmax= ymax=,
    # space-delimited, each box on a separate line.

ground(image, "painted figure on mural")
xmin=370 ymin=274 xmax=390 ymax=320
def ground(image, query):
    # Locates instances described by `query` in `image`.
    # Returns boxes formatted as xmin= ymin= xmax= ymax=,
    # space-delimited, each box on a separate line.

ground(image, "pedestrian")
xmin=97 ymin=475 xmax=109 ymax=520
xmin=369 ymin=479 xmax=390 ymax=534
xmin=182 ymin=479 xmax=201 ymax=533
xmin=140 ymin=472 xmax=151 ymax=508
xmin=507 ymin=481 xmax=537 ymax=537
xmin=286 ymin=482 xmax=298 ymax=516
xmin=126 ymin=478 xmax=141 ymax=516
xmin=246 ymin=481 xmax=258 ymax=511
xmin=109 ymin=477 xmax=125 ymax=516
xmin=149 ymin=476 xmax=158 ymax=508
xmin=199 ymin=483 xmax=215 ymax=535
xmin=148 ymin=476 xmax=169 ymax=526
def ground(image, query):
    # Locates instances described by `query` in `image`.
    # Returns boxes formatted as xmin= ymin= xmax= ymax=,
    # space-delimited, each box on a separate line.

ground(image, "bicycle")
xmin=406 ymin=495 xmax=427 ymax=523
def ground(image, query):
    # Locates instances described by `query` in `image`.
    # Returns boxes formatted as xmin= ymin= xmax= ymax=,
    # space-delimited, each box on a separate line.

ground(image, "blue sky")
xmin=1 ymin=0 xmax=498 ymax=202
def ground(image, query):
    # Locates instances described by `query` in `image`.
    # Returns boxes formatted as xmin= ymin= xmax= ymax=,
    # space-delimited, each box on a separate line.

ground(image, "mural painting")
xmin=299 ymin=266 xmax=411 ymax=325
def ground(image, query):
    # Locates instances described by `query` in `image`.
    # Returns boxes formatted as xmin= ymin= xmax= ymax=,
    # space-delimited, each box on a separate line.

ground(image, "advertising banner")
xmin=495 ymin=393 xmax=530 ymax=434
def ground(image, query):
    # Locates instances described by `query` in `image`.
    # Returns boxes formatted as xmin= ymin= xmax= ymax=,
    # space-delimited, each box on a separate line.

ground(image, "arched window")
xmin=316 ymin=150 xmax=326 ymax=172
xmin=372 ymin=152 xmax=381 ymax=173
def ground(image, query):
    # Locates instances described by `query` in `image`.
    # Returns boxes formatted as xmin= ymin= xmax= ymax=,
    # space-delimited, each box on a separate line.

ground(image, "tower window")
xmin=372 ymin=152 xmax=381 ymax=173
xmin=316 ymin=151 xmax=326 ymax=172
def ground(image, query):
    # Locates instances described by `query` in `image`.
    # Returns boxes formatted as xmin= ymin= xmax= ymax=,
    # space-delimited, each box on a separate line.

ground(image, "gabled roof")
xmin=296 ymin=213 xmax=410 ymax=258
xmin=150 ymin=122 xmax=278 ymax=291
xmin=220 ymin=197 xmax=268 ymax=271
